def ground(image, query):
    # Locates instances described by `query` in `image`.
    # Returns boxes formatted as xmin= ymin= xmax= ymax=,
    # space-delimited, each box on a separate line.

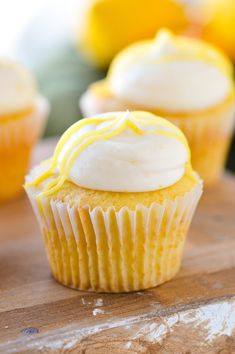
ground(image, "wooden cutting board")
xmin=0 ymin=138 xmax=235 ymax=354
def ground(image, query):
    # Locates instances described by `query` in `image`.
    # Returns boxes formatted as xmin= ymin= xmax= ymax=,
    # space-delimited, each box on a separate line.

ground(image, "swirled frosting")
xmin=27 ymin=111 xmax=190 ymax=194
xmin=0 ymin=59 xmax=37 ymax=116
xmin=108 ymin=30 xmax=234 ymax=112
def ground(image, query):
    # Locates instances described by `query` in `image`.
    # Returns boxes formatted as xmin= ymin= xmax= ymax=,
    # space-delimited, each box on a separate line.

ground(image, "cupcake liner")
xmin=27 ymin=177 xmax=202 ymax=293
xmin=0 ymin=96 xmax=49 ymax=202
xmin=168 ymin=100 xmax=235 ymax=184
xmin=0 ymin=95 xmax=49 ymax=148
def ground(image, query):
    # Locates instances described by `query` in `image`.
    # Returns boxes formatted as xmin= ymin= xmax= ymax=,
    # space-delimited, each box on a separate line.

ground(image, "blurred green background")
xmin=36 ymin=47 xmax=105 ymax=136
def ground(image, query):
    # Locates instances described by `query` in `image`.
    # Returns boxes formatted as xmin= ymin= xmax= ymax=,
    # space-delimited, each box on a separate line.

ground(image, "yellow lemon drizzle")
xmin=59 ymin=118 xmax=122 ymax=174
xmin=64 ymin=118 xmax=145 ymax=176
xmin=26 ymin=115 xmax=121 ymax=192
xmin=156 ymin=31 xmax=232 ymax=75
xmin=26 ymin=115 xmax=117 ymax=187
xmin=109 ymin=30 xmax=233 ymax=81
xmin=37 ymin=118 xmax=142 ymax=198
xmin=133 ymin=113 xmax=190 ymax=156
xmin=27 ymin=112 xmax=189 ymax=197
xmin=148 ymin=53 xmax=231 ymax=77
xmin=53 ymin=115 xmax=116 ymax=162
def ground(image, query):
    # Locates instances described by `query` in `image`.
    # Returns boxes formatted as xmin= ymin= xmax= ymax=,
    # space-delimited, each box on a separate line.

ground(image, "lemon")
xmin=76 ymin=0 xmax=189 ymax=68
xmin=201 ymin=0 xmax=235 ymax=60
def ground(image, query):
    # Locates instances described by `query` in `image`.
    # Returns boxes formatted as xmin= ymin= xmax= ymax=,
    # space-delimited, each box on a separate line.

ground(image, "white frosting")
xmin=109 ymin=30 xmax=233 ymax=112
xmin=57 ymin=111 xmax=189 ymax=192
xmin=0 ymin=60 xmax=37 ymax=115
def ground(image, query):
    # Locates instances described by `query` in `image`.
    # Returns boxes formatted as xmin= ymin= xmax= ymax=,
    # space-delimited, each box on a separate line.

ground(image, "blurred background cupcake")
xmin=0 ymin=59 xmax=49 ymax=202
xmin=1 ymin=0 xmax=235 ymax=174
xmin=80 ymin=30 xmax=235 ymax=185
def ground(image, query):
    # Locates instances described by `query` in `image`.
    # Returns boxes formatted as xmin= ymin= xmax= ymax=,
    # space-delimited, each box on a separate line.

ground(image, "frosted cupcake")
xmin=0 ymin=59 xmax=49 ymax=202
xmin=25 ymin=111 xmax=202 ymax=292
xmin=80 ymin=30 xmax=235 ymax=185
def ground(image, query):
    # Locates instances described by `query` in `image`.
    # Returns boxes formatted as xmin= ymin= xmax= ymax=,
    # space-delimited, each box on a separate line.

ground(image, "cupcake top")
xmin=27 ymin=111 xmax=191 ymax=194
xmin=108 ymin=29 xmax=234 ymax=113
xmin=0 ymin=59 xmax=37 ymax=116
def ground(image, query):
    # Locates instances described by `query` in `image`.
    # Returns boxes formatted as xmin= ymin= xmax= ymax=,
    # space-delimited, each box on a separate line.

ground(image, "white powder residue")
xmin=180 ymin=301 xmax=235 ymax=342
xmin=124 ymin=341 xmax=132 ymax=349
xmin=93 ymin=308 xmax=105 ymax=316
xmin=94 ymin=298 xmax=103 ymax=307
xmin=4 ymin=298 xmax=234 ymax=353
xmin=81 ymin=297 xmax=104 ymax=307
xmin=81 ymin=298 xmax=92 ymax=305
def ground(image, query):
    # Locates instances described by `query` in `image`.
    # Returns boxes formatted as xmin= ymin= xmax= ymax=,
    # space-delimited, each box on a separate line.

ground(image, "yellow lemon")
xmin=76 ymin=0 xmax=189 ymax=68
xmin=201 ymin=0 xmax=235 ymax=60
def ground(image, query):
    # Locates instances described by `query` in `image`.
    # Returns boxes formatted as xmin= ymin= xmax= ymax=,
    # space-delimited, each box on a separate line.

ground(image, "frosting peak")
xmin=0 ymin=59 xmax=37 ymax=116
xmin=150 ymin=30 xmax=178 ymax=59
xmin=108 ymin=30 xmax=234 ymax=112
xmin=27 ymin=111 xmax=190 ymax=194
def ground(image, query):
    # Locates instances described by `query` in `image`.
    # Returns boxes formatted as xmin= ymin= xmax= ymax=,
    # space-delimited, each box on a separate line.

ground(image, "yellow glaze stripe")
xmin=26 ymin=116 xmax=117 ymax=187
xmin=108 ymin=29 xmax=233 ymax=81
xmin=26 ymin=112 xmax=189 ymax=197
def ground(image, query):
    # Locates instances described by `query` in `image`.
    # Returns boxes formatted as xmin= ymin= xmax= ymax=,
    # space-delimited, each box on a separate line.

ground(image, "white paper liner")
xmin=169 ymin=102 xmax=235 ymax=183
xmin=169 ymin=101 xmax=235 ymax=144
xmin=26 ymin=177 xmax=203 ymax=292
xmin=0 ymin=95 xmax=49 ymax=148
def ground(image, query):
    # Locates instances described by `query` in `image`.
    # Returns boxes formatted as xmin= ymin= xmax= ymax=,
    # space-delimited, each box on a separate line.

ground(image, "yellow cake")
xmin=80 ymin=30 xmax=235 ymax=185
xmin=0 ymin=60 xmax=49 ymax=202
xmin=25 ymin=111 xmax=202 ymax=292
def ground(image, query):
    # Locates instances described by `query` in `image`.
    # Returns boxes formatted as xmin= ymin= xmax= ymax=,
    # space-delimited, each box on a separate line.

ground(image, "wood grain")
xmin=0 ymin=138 xmax=235 ymax=354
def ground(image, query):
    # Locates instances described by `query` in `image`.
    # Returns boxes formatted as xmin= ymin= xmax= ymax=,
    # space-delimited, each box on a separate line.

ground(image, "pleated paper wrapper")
xmin=169 ymin=100 xmax=235 ymax=185
xmin=27 ymin=178 xmax=202 ymax=293
xmin=0 ymin=95 xmax=49 ymax=147
xmin=0 ymin=96 xmax=49 ymax=202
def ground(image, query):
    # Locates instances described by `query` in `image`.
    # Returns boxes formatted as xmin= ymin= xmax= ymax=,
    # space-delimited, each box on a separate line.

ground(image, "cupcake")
xmin=80 ymin=30 xmax=235 ymax=185
xmin=0 ymin=59 xmax=49 ymax=202
xmin=25 ymin=111 xmax=202 ymax=292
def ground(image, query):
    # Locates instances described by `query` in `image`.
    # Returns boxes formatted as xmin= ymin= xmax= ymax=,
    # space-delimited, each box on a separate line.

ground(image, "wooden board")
xmin=0 ymin=138 xmax=235 ymax=354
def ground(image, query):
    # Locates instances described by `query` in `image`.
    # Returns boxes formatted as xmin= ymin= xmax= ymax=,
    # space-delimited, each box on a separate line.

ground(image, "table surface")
xmin=0 ymin=138 xmax=235 ymax=354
